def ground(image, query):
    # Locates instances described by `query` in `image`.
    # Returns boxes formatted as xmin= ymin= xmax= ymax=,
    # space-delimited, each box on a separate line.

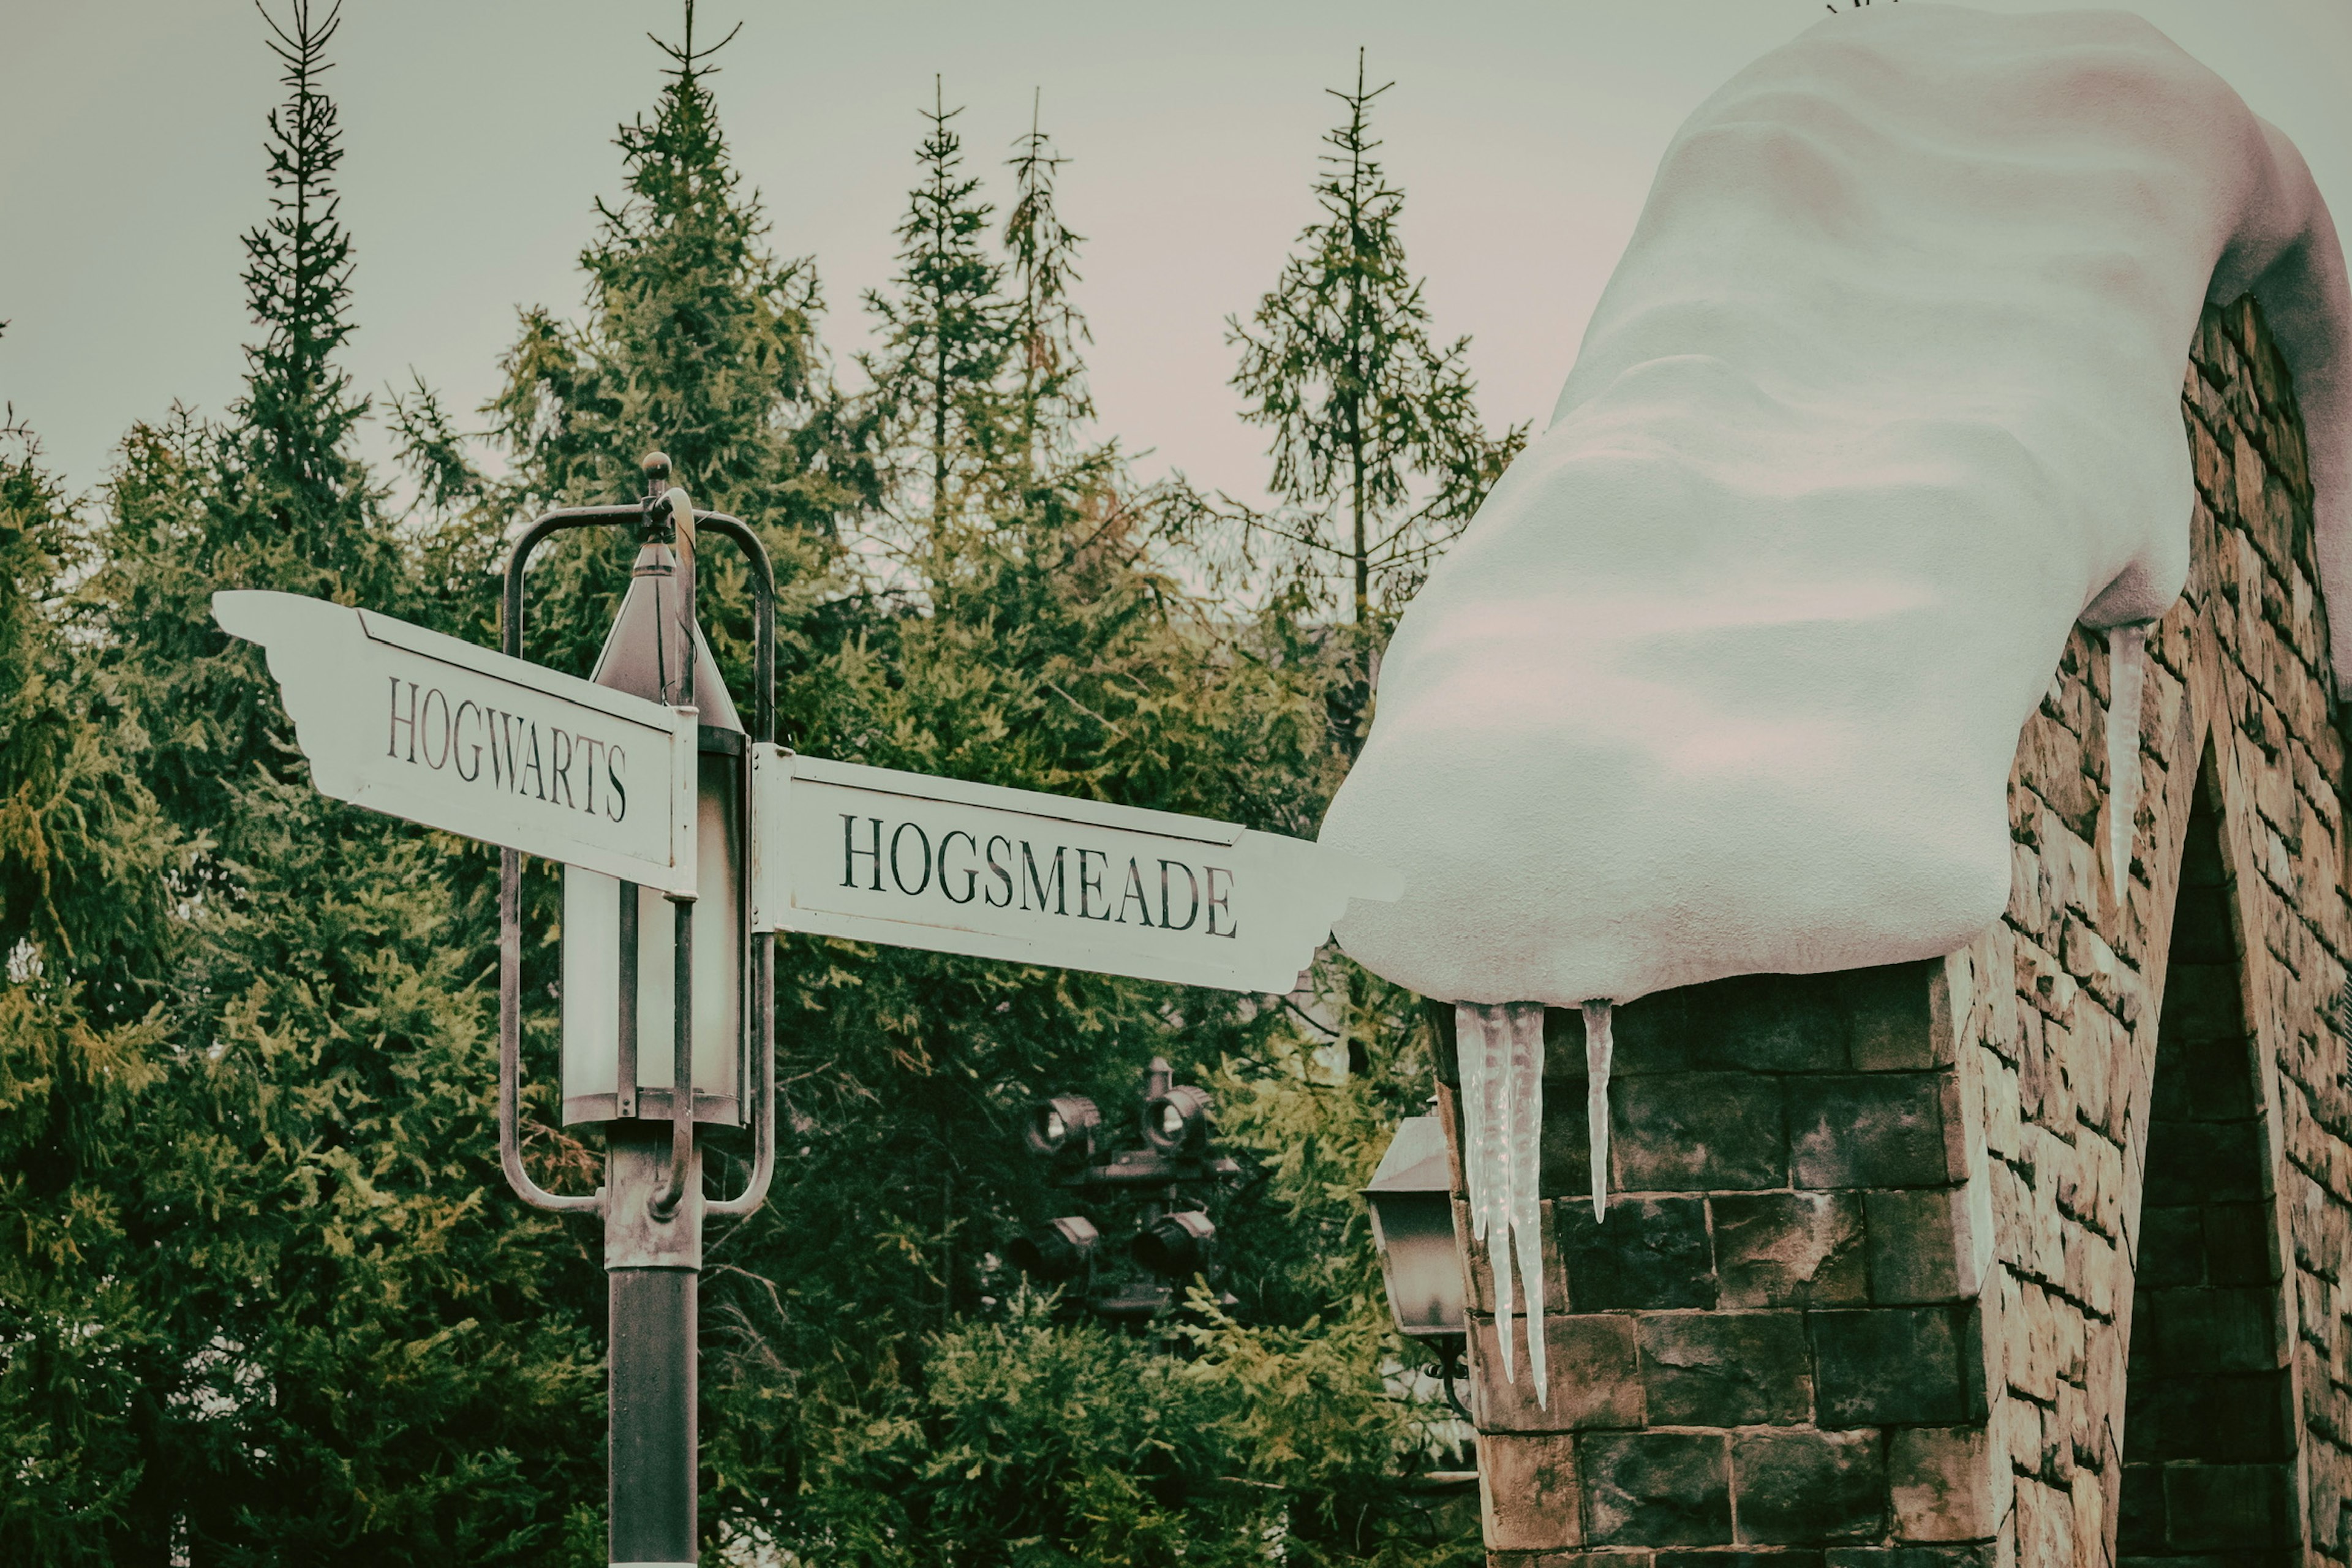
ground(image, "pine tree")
xmin=861 ymin=78 xmax=1012 ymax=538
xmin=60 ymin=9 xmax=607 ymax=1559
xmin=1227 ymin=53 xmax=1525 ymax=638
xmin=1002 ymin=94 xmax=1093 ymax=482
xmin=85 ymin=0 xmax=399 ymax=834
xmin=489 ymin=1 xmax=850 ymax=684
xmin=0 ymin=405 xmax=183 ymax=1563
xmin=228 ymin=0 xmax=380 ymax=588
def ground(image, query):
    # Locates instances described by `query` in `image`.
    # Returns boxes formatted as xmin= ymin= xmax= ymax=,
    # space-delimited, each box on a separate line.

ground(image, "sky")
xmin=5 ymin=0 xmax=2350 ymax=512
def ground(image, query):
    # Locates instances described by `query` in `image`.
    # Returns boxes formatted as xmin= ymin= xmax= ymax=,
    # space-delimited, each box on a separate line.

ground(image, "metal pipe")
xmin=499 ymin=845 xmax=600 ymax=1213
xmin=649 ymin=896 xmax=696 ymax=1220
xmin=691 ymin=511 xmax=775 ymax=744
xmin=616 ymin=883 xmax=640 ymax=1121
xmin=707 ymin=929 xmax=774 ymax=1218
xmin=688 ymin=509 xmax=777 ymax=1219
xmin=494 ymin=512 xmax=620 ymax=1215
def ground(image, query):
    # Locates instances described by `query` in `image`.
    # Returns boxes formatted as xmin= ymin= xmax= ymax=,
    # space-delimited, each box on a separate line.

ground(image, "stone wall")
xmin=1442 ymin=298 xmax=2352 ymax=1568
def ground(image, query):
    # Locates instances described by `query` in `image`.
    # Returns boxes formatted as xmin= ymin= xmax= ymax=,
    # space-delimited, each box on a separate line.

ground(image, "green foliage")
xmin=1226 ymin=53 xmax=1525 ymax=642
xmin=13 ymin=7 xmax=604 ymax=1561
xmin=7 ymin=12 xmax=1512 ymax=1566
xmin=860 ymin=80 xmax=1016 ymax=536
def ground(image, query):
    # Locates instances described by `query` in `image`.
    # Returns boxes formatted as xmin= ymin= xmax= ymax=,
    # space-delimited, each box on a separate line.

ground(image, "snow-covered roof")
xmin=1320 ymin=4 xmax=2351 ymax=1009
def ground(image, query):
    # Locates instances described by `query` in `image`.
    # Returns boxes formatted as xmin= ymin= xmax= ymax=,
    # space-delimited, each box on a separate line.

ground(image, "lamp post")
xmin=496 ymin=451 xmax=777 ymax=1568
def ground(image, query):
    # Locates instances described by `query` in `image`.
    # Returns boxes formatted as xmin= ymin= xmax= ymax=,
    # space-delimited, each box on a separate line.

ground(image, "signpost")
xmin=748 ymin=750 xmax=1398 ymax=992
xmin=213 ymin=590 xmax=699 ymax=892
xmin=212 ymin=451 xmax=1401 ymax=1568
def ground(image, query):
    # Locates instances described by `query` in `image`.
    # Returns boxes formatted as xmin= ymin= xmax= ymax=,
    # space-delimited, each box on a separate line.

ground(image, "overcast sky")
xmin=5 ymin=0 xmax=2350 ymax=511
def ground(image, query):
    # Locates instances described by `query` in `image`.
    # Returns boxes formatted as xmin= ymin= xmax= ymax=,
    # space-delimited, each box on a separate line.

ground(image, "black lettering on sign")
xmin=521 ymin=722 xmax=547 ymax=802
xmin=385 ymin=679 xmax=634 ymax=824
xmin=890 ymin=822 xmax=933 ymax=895
xmin=1076 ymin=848 xmax=1110 ymax=922
xmin=938 ymin=831 xmax=978 ymax=905
xmin=831 ymin=810 xmax=1253 ymax=951
xmin=549 ymin=728 xmax=576 ymax=808
xmin=454 ymin=701 xmax=483 ymax=782
xmin=421 ymin=688 xmax=451 ymax=769
xmin=1205 ymin=867 xmax=1237 ymax=939
xmin=489 ymin=710 xmax=519 ymax=791
xmin=389 ymin=678 xmax=419 ymax=761
xmin=1159 ymin=860 xmax=1199 ymax=931
xmin=843 ymin=815 xmax=884 ymax=890
xmin=1116 ymin=858 xmax=1153 ymax=926
xmin=983 ymin=835 xmax=1014 ymax=908
xmin=1020 ymin=842 xmax=1066 ymax=916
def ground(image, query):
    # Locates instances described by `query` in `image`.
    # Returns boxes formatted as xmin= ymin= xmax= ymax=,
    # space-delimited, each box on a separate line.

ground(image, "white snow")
xmin=1323 ymin=5 xmax=2350 ymax=1010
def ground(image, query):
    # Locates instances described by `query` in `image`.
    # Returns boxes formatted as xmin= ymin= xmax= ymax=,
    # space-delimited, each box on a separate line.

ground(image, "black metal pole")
xmin=608 ymin=1266 xmax=697 ymax=1564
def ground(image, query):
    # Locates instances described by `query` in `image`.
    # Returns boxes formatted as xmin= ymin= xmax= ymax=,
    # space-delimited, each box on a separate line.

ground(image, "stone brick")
xmin=1641 ymin=1314 xmax=1812 ymax=1427
xmin=1482 ymin=1433 xmax=1583 ymax=1551
xmin=2145 ymin=1286 xmax=2285 ymax=1374
xmin=2161 ymin=1461 xmax=2296 ymax=1551
xmin=2138 ymin=1368 xmax=2294 ymax=1463
xmin=1811 ymin=1308 xmax=1979 ymax=1428
xmin=1581 ymin=1433 xmax=1733 ymax=1547
xmin=1822 ymin=1552 xmax=1994 ymax=1568
xmin=1657 ymin=1554 xmax=1822 ymax=1568
xmin=1789 ymin=1076 xmax=1954 ymax=1190
xmin=1864 ymin=1187 xmax=1973 ymax=1304
xmin=1460 ymin=1199 xmax=1573 ymax=1319
xmin=2144 ymin=1117 xmax=2267 ymax=1208
xmin=1474 ymin=1314 xmax=1645 ymax=1433
xmin=1732 ymin=1430 xmax=1886 ymax=1545
xmin=1842 ymin=962 xmax=1947 ymax=1072
xmin=1714 ymin=1194 xmax=1868 ymax=1308
xmin=1887 ymin=1427 xmax=1992 ymax=1541
xmin=1687 ymin=973 xmax=1850 ymax=1074
xmin=1548 ymin=990 xmax=1688 ymax=1078
xmin=1613 ymin=1075 xmax=1789 ymax=1193
xmin=1561 ymin=1198 xmax=1716 ymax=1312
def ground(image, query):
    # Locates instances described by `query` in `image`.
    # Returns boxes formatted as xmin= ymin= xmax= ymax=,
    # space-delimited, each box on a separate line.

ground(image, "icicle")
xmin=1478 ymin=1003 xmax=1515 ymax=1382
xmin=2106 ymin=624 xmax=2146 ymax=900
xmin=1453 ymin=1000 xmax=1548 ymax=1395
xmin=1583 ymin=1000 xmax=1615 ymax=1221
xmin=1503 ymin=1001 xmax=1548 ymax=1405
xmin=1453 ymin=1002 xmax=1490 ymax=1235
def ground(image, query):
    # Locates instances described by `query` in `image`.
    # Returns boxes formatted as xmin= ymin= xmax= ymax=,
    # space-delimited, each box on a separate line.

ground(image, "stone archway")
xmin=2118 ymin=772 xmax=2299 ymax=1562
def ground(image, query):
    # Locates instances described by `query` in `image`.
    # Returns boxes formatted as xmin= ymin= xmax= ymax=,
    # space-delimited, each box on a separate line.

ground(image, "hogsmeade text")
xmin=387 ymin=677 xmax=630 ymax=820
xmin=841 ymin=815 xmax=1238 ymax=938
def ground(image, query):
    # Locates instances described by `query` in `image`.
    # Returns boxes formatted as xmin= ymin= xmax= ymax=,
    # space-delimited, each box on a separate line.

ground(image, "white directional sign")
xmin=213 ymin=591 xmax=699 ymax=894
xmin=748 ymin=747 xmax=1402 ymax=993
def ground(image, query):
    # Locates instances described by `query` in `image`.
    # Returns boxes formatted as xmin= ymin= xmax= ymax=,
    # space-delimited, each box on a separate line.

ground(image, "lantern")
xmin=1365 ymin=1114 xmax=1467 ymax=1344
xmin=559 ymin=524 xmax=747 ymax=1130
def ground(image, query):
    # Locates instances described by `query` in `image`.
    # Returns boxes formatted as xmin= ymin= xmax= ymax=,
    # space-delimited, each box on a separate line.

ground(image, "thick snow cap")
xmin=1320 ymin=5 xmax=2351 ymax=1008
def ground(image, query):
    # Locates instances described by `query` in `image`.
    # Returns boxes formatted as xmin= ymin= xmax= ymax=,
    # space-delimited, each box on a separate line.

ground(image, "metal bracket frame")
xmin=496 ymin=503 xmax=778 ymax=1219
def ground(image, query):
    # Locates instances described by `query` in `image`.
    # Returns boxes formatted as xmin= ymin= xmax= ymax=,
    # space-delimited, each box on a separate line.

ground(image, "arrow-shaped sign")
xmin=214 ymin=590 xmax=699 ymax=894
xmin=217 ymin=589 xmax=1401 ymax=993
xmin=748 ymin=748 xmax=1401 ymax=994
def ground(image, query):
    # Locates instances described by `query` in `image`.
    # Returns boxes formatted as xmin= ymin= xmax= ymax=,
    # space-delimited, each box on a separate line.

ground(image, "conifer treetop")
xmin=1227 ymin=49 xmax=1523 ymax=628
